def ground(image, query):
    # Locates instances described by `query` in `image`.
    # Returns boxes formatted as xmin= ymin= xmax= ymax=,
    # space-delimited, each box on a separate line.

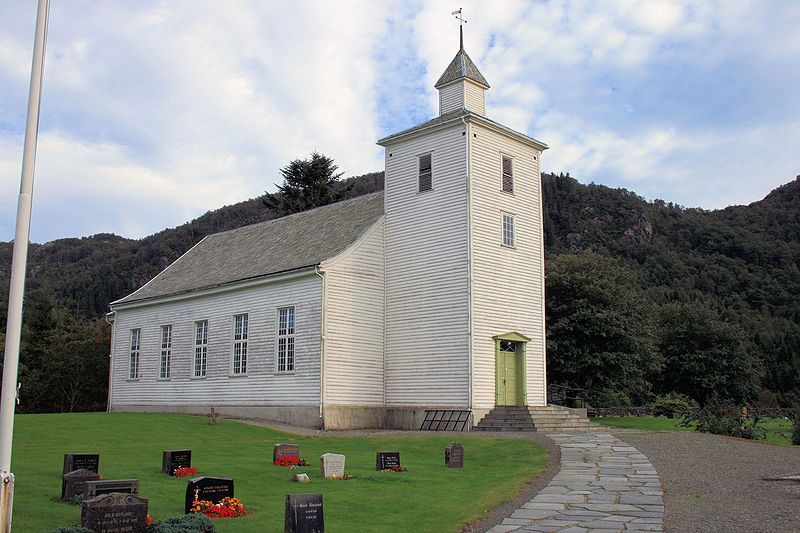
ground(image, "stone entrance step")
xmin=472 ymin=404 xmax=593 ymax=432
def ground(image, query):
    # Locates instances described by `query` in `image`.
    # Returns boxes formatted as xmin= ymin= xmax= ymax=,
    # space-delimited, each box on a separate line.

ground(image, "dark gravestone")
xmin=86 ymin=479 xmax=140 ymax=499
xmin=273 ymin=443 xmax=300 ymax=463
xmin=162 ymin=449 xmax=192 ymax=475
xmin=184 ymin=476 xmax=234 ymax=514
xmin=285 ymin=493 xmax=324 ymax=533
xmin=445 ymin=442 xmax=464 ymax=468
xmin=63 ymin=453 xmax=100 ymax=475
xmin=62 ymin=468 xmax=100 ymax=500
xmin=375 ymin=451 xmax=401 ymax=471
xmin=81 ymin=492 xmax=148 ymax=533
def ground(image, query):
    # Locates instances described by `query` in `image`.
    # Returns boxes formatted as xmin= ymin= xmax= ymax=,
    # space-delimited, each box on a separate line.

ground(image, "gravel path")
xmin=622 ymin=431 xmax=800 ymax=533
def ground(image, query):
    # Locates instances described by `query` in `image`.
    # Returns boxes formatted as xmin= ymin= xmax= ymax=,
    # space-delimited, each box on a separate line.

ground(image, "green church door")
xmin=497 ymin=340 xmax=518 ymax=406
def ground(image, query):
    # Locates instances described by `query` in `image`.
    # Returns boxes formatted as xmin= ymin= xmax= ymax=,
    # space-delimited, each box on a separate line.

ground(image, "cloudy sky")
xmin=1 ymin=1 xmax=798 ymax=243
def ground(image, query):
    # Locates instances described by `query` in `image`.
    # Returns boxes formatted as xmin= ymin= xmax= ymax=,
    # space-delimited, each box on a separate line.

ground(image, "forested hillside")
xmin=0 ymin=171 xmax=797 ymax=411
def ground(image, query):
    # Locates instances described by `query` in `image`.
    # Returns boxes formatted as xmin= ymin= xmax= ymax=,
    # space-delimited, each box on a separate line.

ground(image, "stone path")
xmin=488 ymin=432 xmax=664 ymax=533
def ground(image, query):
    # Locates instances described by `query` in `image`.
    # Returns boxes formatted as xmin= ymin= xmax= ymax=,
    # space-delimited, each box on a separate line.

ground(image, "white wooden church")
xmin=107 ymin=42 xmax=553 ymax=430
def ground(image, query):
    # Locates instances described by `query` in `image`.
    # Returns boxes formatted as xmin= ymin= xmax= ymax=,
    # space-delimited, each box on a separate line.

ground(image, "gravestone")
xmin=445 ymin=442 xmax=464 ymax=468
xmin=295 ymin=473 xmax=311 ymax=483
xmin=320 ymin=453 xmax=345 ymax=478
xmin=81 ymin=492 xmax=148 ymax=533
xmin=184 ymin=476 xmax=234 ymax=514
xmin=273 ymin=443 xmax=300 ymax=463
xmin=162 ymin=449 xmax=192 ymax=475
xmin=285 ymin=493 xmax=324 ymax=533
xmin=375 ymin=451 xmax=401 ymax=471
xmin=62 ymin=468 xmax=100 ymax=500
xmin=86 ymin=479 xmax=140 ymax=499
xmin=63 ymin=453 xmax=100 ymax=475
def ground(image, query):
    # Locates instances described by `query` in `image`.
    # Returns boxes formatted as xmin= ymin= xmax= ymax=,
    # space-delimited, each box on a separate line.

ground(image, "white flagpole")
xmin=0 ymin=0 xmax=50 ymax=530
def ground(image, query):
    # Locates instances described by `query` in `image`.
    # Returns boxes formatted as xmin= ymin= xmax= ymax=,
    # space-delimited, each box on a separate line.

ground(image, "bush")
xmin=589 ymin=388 xmax=633 ymax=408
xmin=792 ymin=410 xmax=800 ymax=446
xmin=681 ymin=401 xmax=765 ymax=440
xmin=650 ymin=393 xmax=695 ymax=418
xmin=147 ymin=514 xmax=217 ymax=533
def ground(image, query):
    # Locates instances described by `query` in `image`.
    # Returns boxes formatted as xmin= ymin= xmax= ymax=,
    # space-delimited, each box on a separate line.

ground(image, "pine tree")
xmin=263 ymin=152 xmax=353 ymax=216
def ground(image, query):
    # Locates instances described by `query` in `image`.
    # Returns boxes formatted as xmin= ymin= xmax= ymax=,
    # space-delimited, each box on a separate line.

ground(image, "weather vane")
xmin=452 ymin=8 xmax=467 ymax=49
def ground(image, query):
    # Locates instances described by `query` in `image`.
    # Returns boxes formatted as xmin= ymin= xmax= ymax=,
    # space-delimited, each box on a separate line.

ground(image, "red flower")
xmin=190 ymin=496 xmax=248 ymax=519
xmin=146 ymin=514 xmax=153 ymax=525
xmin=274 ymin=455 xmax=307 ymax=467
xmin=174 ymin=466 xmax=199 ymax=477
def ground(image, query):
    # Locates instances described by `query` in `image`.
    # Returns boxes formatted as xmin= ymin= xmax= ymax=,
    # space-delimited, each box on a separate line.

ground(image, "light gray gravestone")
xmin=319 ymin=453 xmax=345 ymax=478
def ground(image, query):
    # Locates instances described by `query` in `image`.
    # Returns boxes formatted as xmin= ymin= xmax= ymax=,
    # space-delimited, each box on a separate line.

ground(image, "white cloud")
xmin=1 ymin=1 xmax=388 ymax=242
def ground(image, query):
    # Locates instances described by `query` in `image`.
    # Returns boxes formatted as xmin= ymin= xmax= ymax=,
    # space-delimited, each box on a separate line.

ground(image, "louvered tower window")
xmin=502 ymin=155 xmax=514 ymax=193
xmin=418 ymin=153 xmax=432 ymax=192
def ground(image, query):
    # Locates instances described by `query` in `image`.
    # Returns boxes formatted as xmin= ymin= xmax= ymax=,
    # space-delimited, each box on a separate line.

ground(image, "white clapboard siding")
xmin=469 ymin=122 xmax=547 ymax=409
xmin=439 ymin=82 xmax=464 ymax=115
xmin=321 ymin=218 xmax=385 ymax=406
xmin=110 ymin=274 xmax=322 ymax=407
xmin=464 ymin=80 xmax=486 ymax=116
xmin=384 ymin=123 xmax=470 ymax=407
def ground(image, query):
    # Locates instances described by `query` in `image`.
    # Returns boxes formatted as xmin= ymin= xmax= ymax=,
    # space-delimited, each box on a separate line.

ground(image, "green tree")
xmin=39 ymin=313 xmax=109 ymax=412
xmin=657 ymin=302 xmax=759 ymax=405
xmin=263 ymin=152 xmax=352 ymax=215
xmin=546 ymin=253 xmax=659 ymax=406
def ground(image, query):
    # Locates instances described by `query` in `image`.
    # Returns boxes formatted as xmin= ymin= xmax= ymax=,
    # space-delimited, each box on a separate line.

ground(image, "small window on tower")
xmin=418 ymin=153 xmax=432 ymax=192
xmin=502 ymin=155 xmax=514 ymax=193
xmin=502 ymin=213 xmax=516 ymax=248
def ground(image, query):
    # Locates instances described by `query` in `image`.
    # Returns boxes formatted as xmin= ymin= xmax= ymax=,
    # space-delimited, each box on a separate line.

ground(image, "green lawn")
xmin=596 ymin=415 xmax=797 ymax=446
xmin=10 ymin=412 xmax=548 ymax=532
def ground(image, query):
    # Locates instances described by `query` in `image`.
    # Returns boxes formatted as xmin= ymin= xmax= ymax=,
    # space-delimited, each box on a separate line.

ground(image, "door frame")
xmin=493 ymin=332 xmax=531 ymax=406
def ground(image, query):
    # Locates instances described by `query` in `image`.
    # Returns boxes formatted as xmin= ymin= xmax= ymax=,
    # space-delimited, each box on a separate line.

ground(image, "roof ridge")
xmin=218 ymin=191 xmax=384 ymax=237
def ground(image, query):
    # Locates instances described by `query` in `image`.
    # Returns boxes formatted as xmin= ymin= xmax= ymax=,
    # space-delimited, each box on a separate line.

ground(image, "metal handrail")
xmin=548 ymin=383 xmax=588 ymax=408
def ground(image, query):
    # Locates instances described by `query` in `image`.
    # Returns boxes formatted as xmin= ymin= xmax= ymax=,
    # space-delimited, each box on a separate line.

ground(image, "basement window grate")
xmin=420 ymin=410 xmax=472 ymax=431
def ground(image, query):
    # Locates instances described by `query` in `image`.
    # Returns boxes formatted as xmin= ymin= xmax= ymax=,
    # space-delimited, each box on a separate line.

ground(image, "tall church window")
xmin=129 ymin=328 xmax=141 ymax=380
xmin=277 ymin=306 xmax=295 ymax=372
xmin=502 ymin=213 xmax=516 ymax=247
xmin=418 ymin=153 xmax=432 ymax=192
xmin=502 ymin=155 xmax=514 ymax=193
xmin=159 ymin=324 xmax=172 ymax=379
xmin=194 ymin=320 xmax=208 ymax=378
xmin=232 ymin=313 xmax=248 ymax=375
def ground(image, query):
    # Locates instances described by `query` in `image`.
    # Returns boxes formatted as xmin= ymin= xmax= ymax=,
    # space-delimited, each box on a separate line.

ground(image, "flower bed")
xmin=174 ymin=466 xmax=199 ymax=478
xmin=274 ymin=455 xmax=308 ymax=467
xmin=190 ymin=497 xmax=247 ymax=519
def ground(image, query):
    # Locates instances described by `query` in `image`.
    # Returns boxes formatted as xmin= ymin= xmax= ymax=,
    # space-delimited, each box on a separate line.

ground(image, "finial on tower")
xmin=452 ymin=8 xmax=467 ymax=50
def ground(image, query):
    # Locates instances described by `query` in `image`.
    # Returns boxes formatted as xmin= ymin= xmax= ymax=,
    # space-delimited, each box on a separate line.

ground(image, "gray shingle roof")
xmin=377 ymin=109 xmax=466 ymax=145
xmin=435 ymin=48 xmax=489 ymax=89
xmin=377 ymin=109 xmax=548 ymax=151
xmin=113 ymin=192 xmax=384 ymax=305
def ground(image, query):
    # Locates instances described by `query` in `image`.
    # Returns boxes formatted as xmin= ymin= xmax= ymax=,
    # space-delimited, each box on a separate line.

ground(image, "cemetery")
xmin=11 ymin=412 xmax=548 ymax=532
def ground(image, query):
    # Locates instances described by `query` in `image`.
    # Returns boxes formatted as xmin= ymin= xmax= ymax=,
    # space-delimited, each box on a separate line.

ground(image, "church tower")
xmin=378 ymin=36 xmax=549 ymax=429
xmin=435 ymin=46 xmax=489 ymax=116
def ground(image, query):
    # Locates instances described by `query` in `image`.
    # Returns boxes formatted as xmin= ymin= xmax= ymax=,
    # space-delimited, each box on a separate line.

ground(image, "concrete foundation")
xmin=112 ymin=404 xmax=323 ymax=429
xmin=113 ymin=403 xmax=480 ymax=431
xmin=323 ymin=405 xmax=385 ymax=429
xmin=385 ymin=407 xmax=474 ymax=431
